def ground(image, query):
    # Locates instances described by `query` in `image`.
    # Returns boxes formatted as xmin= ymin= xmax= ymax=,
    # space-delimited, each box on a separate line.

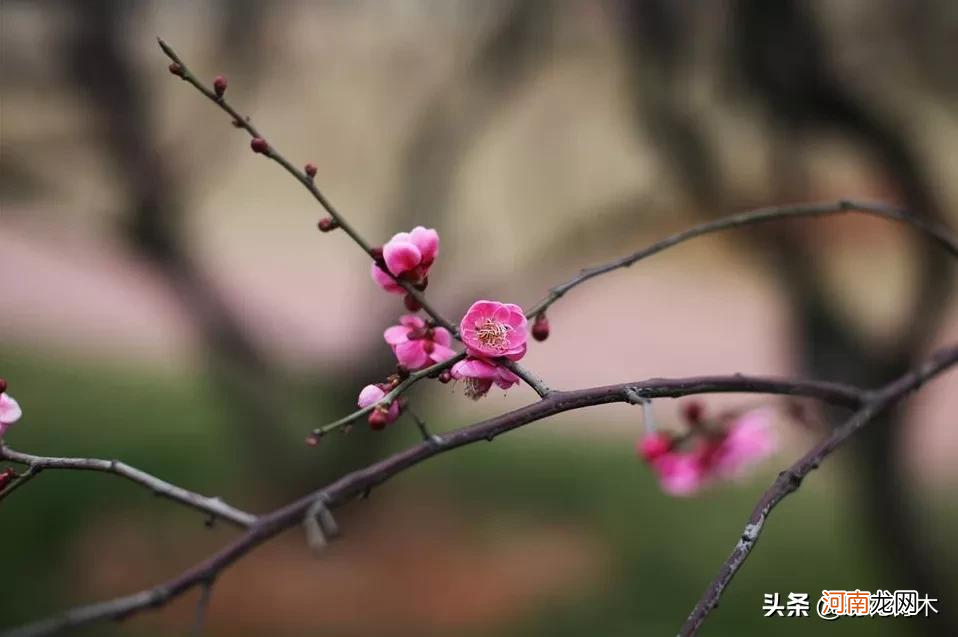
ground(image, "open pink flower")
xmin=370 ymin=226 xmax=439 ymax=294
xmin=650 ymin=451 xmax=709 ymax=497
xmin=384 ymin=315 xmax=456 ymax=370
xmin=459 ymin=300 xmax=528 ymax=360
xmin=451 ymin=357 xmax=520 ymax=400
xmin=710 ymin=408 xmax=777 ymax=479
xmin=0 ymin=392 xmax=23 ymax=438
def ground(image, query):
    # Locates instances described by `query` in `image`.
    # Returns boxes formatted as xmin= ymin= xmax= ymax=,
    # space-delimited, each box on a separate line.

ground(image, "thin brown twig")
xmin=526 ymin=199 xmax=958 ymax=318
xmin=0 ymin=446 xmax=257 ymax=528
xmin=678 ymin=345 xmax=958 ymax=636
xmin=8 ymin=361 xmax=937 ymax=637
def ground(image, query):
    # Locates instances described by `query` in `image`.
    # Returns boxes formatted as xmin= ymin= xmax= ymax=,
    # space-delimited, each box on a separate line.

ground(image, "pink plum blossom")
xmin=384 ymin=315 xmax=456 ymax=370
xmin=370 ymin=226 xmax=439 ymax=294
xmin=358 ymin=384 xmax=401 ymax=430
xmin=0 ymin=391 xmax=23 ymax=439
xmin=451 ymin=357 xmax=520 ymax=400
xmin=710 ymin=408 xmax=777 ymax=479
xmin=650 ymin=451 xmax=709 ymax=497
xmin=459 ymin=300 xmax=528 ymax=360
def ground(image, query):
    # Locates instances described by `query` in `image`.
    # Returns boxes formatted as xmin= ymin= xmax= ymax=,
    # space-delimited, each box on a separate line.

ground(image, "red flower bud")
xmin=0 ymin=378 xmax=6 ymax=393
xmin=317 ymin=217 xmax=338 ymax=232
xmin=532 ymin=314 xmax=550 ymax=341
xmin=0 ymin=467 xmax=16 ymax=490
xmin=682 ymin=400 xmax=704 ymax=425
xmin=637 ymin=433 xmax=672 ymax=462
xmin=403 ymin=293 xmax=422 ymax=312
xmin=305 ymin=162 xmax=318 ymax=178
xmin=368 ymin=409 xmax=389 ymax=430
xmin=304 ymin=433 xmax=321 ymax=447
xmin=438 ymin=370 xmax=452 ymax=384
xmin=213 ymin=75 xmax=227 ymax=98
xmin=250 ymin=137 xmax=269 ymax=155
xmin=168 ymin=62 xmax=184 ymax=77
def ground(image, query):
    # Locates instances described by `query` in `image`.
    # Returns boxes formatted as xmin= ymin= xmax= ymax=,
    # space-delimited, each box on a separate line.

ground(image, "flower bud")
xmin=438 ymin=370 xmax=452 ymax=384
xmin=0 ymin=378 xmax=6 ymax=393
xmin=250 ymin=137 xmax=269 ymax=155
xmin=213 ymin=75 xmax=227 ymax=98
xmin=0 ymin=467 xmax=16 ymax=490
xmin=168 ymin=62 xmax=184 ymax=77
xmin=532 ymin=314 xmax=550 ymax=341
xmin=368 ymin=409 xmax=389 ymax=430
xmin=304 ymin=433 xmax=321 ymax=447
xmin=317 ymin=217 xmax=338 ymax=232
xmin=403 ymin=293 xmax=422 ymax=312
xmin=305 ymin=162 xmax=318 ymax=178
xmin=682 ymin=400 xmax=704 ymax=425
xmin=637 ymin=433 xmax=672 ymax=462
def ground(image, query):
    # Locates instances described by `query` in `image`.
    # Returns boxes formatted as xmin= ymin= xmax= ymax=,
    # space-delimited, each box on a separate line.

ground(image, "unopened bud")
xmin=304 ymin=433 xmax=321 ymax=447
xmin=637 ymin=433 xmax=672 ymax=462
xmin=305 ymin=162 xmax=318 ymax=178
xmin=532 ymin=314 xmax=550 ymax=341
xmin=317 ymin=217 xmax=338 ymax=232
xmin=168 ymin=62 xmax=184 ymax=77
xmin=0 ymin=378 xmax=6 ymax=393
xmin=250 ymin=137 xmax=269 ymax=155
xmin=438 ymin=370 xmax=452 ymax=384
xmin=0 ymin=467 xmax=16 ymax=490
xmin=213 ymin=75 xmax=227 ymax=98
xmin=682 ymin=400 xmax=704 ymax=425
xmin=403 ymin=293 xmax=422 ymax=312
xmin=368 ymin=409 xmax=389 ymax=430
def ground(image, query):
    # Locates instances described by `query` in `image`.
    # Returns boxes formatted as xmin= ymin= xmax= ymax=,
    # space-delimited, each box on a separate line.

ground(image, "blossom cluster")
xmin=357 ymin=227 xmax=533 ymax=430
xmin=638 ymin=403 xmax=777 ymax=496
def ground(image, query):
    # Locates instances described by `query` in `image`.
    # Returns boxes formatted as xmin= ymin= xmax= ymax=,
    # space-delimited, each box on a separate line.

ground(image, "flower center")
xmin=475 ymin=318 xmax=510 ymax=350
xmin=463 ymin=378 xmax=488 ymax=400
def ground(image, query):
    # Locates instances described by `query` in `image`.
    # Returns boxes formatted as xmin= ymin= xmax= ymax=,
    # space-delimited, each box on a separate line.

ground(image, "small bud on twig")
xmin=168 ymin=62 xmax=184 ymax=77
xmin=0 ymin=467 xmax=17 ymax=490
xmin=304 ymin=433 xmax=321 ymax=447
xmin=0 ymin=378 xmax=7 ymax=393
xmin=368 ymin=409 xmax=389 ymax=430
xmin=532 ymin=314 xmax=550 ymax=341
xmin=250 ymin=137 xmax=269 ymax=155
xmin=438 ymin=370 xmax=452 ymax=384
xmin=304 ymin=163 xmax=318 ymax=178
xmin=213 ymin=75 xmax=227 ymax=98
xmin=317 ymin=217 xmax=339 ymax=233
xmin=403 ymin=293 xmax=422 ymax=312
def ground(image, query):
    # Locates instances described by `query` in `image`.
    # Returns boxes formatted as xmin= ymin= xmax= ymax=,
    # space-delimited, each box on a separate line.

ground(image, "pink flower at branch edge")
xmin=459 ymin=300 xmax=528 ymax=360
xmin=451 ymin=357 xmax=520 ymax=400
xmin=370 ymin=226 xmax=439 ymax=294
xmin=357 ymin=384 xmax=401 ymax=430
xmin=650 ymin=451 xmax=709 ymax=497
xmin=384 ymin=315 xmax=456 ymax=370
xmin=710 ymin=408 xmax=777 ymax=479
xmin=0 ymin=391 xmax=23 ymax=438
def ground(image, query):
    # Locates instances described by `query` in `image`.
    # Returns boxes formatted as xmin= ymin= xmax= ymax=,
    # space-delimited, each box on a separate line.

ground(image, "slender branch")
xmin=6 ymin=362 xmax=913 ymax=637
xmin=0 ymin=446 xmax=257 ymax=528
xmin=191 ymin=579 xmax=214 ymax=636
xmin=526 ymin=199 xmax=958 ymax=318
xmin=502 ymin=360 xmax=551 ymax=397
xmin=157 ymin=37 xmax=456 ymax=334
xmin=678 ymin=344 xmax=958 ymax=636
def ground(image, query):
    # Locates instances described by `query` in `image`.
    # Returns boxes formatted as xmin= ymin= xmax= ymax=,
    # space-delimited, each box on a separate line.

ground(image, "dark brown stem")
xmin=526 ymin=199 xmax=958 ymax=318
xmin=4 ymin=364 xmax=903 ymax=637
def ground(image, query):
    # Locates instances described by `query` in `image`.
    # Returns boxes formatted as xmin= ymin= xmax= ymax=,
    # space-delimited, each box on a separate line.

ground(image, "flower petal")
xmin=358 ymin=384 xmax=386 ymax=408
xmin=371 ymin=262 xmax=404 ymax=294
xmin=384 ymin=241 xmax=421 ymax=276
xmin=384 ymin=325 xmax=410 ymax=346
xmin=395 ymin=341 xmax=430 ymax=369
xmin=429 ymin=343 xmax=457 ymax=363
xmin=0 ymin=393 xmax=21 ymax=425
xmin=409 ymin=226 xmax=439 ymax=264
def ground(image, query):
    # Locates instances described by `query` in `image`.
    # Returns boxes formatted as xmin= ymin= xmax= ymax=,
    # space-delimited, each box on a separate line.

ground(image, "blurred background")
xmin=1 ymin=1 xmax=957 ymax=635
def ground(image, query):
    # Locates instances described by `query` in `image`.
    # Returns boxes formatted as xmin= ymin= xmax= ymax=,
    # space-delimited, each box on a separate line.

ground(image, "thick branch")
xmin=4 ymin=365 xmax=895 ymax=637
xmin=679 ymin=344 xmax=958 ymax=636
xmin=526 ymin=199 xmax=958 ymax=318
xmin=0 ymin=446 xmax=257 ymax=529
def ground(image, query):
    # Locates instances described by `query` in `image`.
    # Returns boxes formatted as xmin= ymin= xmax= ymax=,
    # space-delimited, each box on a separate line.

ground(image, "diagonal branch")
xmin=678 ymin=344 xmax=958 ymax=636
xmin=0 ymin=446 xmax=257 ymax=529
xmin=526 ymin=199 xmax=958 ymax=318
xmin=8 ymin=359 xmax=932 ymax=637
